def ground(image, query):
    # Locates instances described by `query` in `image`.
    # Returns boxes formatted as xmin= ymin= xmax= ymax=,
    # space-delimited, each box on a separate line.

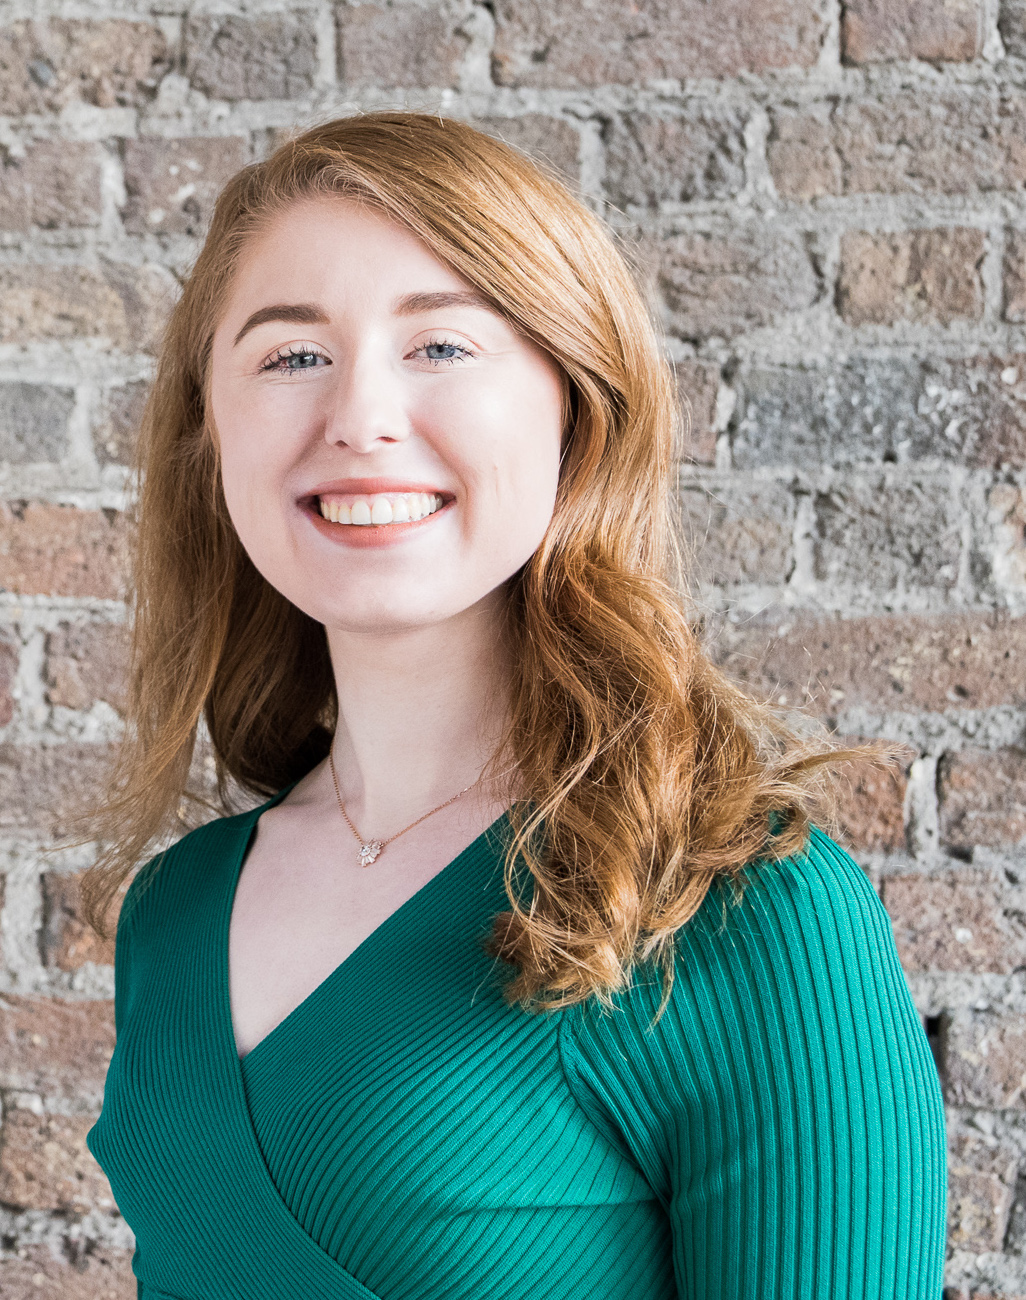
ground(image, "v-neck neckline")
xmin=220 ymin=785 xmax=514 ymax=1073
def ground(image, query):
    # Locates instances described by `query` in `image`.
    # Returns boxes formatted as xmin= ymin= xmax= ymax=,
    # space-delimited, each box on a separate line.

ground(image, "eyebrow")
xmin=232 ymin=289 xmax=497 ymax=348
xmin=233 ymin=303 xmax=329 ymax=347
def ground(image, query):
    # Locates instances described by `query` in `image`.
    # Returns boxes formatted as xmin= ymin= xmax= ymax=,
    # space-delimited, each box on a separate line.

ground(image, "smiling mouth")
xmin=317 ymin=491 xmax=447 ymax=526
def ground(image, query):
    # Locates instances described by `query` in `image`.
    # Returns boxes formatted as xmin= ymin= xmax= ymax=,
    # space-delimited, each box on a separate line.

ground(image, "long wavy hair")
xmin=81 ymin=112 xmax=863 ymax=1013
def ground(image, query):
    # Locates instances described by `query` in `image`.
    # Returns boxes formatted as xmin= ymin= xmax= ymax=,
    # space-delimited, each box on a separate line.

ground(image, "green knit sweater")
xmin=87 ymin=784 xmax=947 ymax=1299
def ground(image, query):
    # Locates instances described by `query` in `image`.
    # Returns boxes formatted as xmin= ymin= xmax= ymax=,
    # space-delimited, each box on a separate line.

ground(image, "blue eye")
xmin=418 ymin=339 xmax=473 ymax=366
xmin=260 ymin=346 xmax=330 ymax=375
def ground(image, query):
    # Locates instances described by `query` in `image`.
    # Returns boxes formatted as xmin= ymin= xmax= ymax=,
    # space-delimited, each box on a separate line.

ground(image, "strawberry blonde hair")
xmin=82 ymin=112 xmax=859 ymax=1011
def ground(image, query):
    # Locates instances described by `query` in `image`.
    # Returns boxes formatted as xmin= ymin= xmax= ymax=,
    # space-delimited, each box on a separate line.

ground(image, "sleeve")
xmin=560 ymin=828 xmax=948 ymax=1299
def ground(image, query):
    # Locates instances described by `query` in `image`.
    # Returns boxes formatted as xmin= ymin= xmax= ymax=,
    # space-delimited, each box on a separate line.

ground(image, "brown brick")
xmin=769 ymin=92 xmax=1026 ymax=198
xmin=681 ymin=482 xmax=795 ymax=586
xmin=0 ymin=994 xmax=115 ymax=1100
xmin=0 ymin=142 xmax=102 ymax=231
xmin=940 ymin=748 xmax=1026 ymax=850
xmin=338 ymin=0 xmax=472 ymax=88
xmin=0 ymin=1109 xmax=114 ymax=1212
xmin=123 ymin=137 xmax=247 ymax=237
xmin=603 ymin=111 xmax=747 ymax=208
xmin=0 ymin=632 xmax=16 ymax=727
xmin=474 ymin=115 xmax=581 ymax=183
xmin=95 ymin=380 xmax=148 ymax=468
xmin=0 ymin=1243 xmax=135 ymax=1300
xmin=1000 ymin=0 xmax=1026 ymax=57
xmin=185 ymin=14 xmax=317 ymax=101
xmin=882 ymin=870 xmax=1026 ymax=973
xmin=835 ymin=751 xmax=908 ymax=852
xmin=838 ymin=228 xmax=985 ymax=327
xmin=711 ymin=611 xmax=1026 ymax=714
xmin=947 ymin=1133 xmax=1019 ymax=1252
xmin=492 ymin=0 xmax=827 ymax=87
xmin=0 ymin=743 xmax=118 ymax=836
xmin=842 ymin=0 xmax=984 ymax=63
xmin=947 ymin=1007 xmax=1026 ymax=1107
xmin=0 ymin=264 xmax=177 ymax=354
xmin=0 ymin=19 xmax=170 ymax=114
xmin=676 ymin=360 xmax=720 ymax=464
xmin=42 ymin=871 xmax=117 ymax=970
xmin=0 ymin=502 xmax=128 ymax=600
xmin=644 ymin=228 xmax=819 ymax=341
xmin=814 ymin=478 xmax=962 ymax=593
xmin=44 ymin=620 xmax=128 ymax=714
xmin=1004 ymin=230 xmax=1026 ymax=322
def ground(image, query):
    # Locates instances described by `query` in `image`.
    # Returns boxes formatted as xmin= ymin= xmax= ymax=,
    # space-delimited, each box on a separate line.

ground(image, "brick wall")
xmin=0 ymin=1 xmax=1024 ymax=1295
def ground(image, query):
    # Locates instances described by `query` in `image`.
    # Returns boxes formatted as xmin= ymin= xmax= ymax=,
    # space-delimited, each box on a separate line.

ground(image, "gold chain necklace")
xmin=328 ymin=749 xmax=483 ymax=867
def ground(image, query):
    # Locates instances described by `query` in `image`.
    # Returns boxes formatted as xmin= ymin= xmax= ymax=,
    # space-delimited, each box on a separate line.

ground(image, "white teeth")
xmin=318 ymin=492 xmax=446 ymax=526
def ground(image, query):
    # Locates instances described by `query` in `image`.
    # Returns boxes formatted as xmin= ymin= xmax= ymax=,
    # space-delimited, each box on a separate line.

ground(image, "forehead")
xmin=224 ymin=197 xmax=475 ymax=315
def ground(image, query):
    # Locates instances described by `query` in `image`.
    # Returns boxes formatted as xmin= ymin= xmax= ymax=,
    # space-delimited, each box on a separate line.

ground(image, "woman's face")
xmin=209 ymin=197 xmax=565 ymax=635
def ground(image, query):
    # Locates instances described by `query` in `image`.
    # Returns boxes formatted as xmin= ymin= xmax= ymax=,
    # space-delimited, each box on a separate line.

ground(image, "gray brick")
xmin=733 ymin=356 xmax=1026 ymax=469
xmin=123 ymin=137 xmax=247 ymax=237
xmin=185 ymin=14 xmax=318 ymax=101
xmin=814 ymin=477 xmax=963 ymax=593
xmin=602 ymin=110 xmax=747 ymax=208
xmin=338 ymin=0 xmax=472 ymax=89
xmin=473 ymin=115 xmax=581 ymax=183
xmin=644 ymin=227 xmax=819 ymax=341
xmin=0 ymin=142 xmax=102 ymax=232
xmin=681 ymin=481 xmax=796 ymax=585
xmin=0 ymin=384 xmax=74 ymax=464
xmin=999 ymin=0 xmax=1026 ymax=57
xmin=95 ymin=381 xmax=148 ymax=468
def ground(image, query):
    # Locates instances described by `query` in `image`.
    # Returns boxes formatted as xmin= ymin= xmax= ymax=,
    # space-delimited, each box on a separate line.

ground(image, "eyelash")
xmin=257 ymin=337 xmax=476 ymax=376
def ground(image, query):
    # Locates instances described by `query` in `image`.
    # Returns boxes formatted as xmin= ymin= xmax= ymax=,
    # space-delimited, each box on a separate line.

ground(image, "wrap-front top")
xmin=87 ymin=785 xmax=947 ymax=1298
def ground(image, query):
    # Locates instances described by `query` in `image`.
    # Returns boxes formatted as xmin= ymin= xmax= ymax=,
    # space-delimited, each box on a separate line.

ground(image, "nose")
xmin=321 ymin=348 xmax=411 ymax=452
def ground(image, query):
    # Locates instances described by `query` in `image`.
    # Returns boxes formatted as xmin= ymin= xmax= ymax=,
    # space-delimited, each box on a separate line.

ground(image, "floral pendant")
xmin=358 ymin=840 xmax=384 ymax=867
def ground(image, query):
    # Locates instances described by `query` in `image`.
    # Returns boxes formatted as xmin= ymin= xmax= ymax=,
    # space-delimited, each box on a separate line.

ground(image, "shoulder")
xmin=116 ymin=800 xmax=265 ymax=938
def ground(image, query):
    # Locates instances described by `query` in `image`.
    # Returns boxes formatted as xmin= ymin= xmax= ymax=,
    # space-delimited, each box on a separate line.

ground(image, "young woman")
xmin=84 ymin=113 xmax=946 ymax=1299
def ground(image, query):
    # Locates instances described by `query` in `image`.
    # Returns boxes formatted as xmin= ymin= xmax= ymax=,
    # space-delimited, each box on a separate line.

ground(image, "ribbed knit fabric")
xmin=87 ymin=784 xmax=947 ymax=1300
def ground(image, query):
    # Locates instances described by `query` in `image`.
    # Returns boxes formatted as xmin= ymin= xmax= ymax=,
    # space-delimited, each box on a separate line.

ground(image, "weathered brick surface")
xmin=769 ymin=93 xmax=1026 ymax=198
xmin=883 ymin=870 xmax=1026 ymax=973
xmin=1000 ymin=0 xmax=1026 ymax=57
xmin=676 ymin=360 xmax=720 ymax=464
xmin=0 ymin=264 xmax=177 ymax=353
xmin=841 ymin=0 xmax=984 ymax=64
xmin=0 ymin=1244 xmax=135 ymax=1300
xmin=185 ymin=14 xmax=318 ymax=101
xmin=0 ymin=995 xmax=115 ymax=1100
xmin=44 ymin=620 xmax=128 ymax=713
xmin=0 ymin=743 xmax=119 ymax=835
xmin=475 ymin=115 xmax=581 ymax=181
xmin=732 ymin=355 xmax=1026 ymax=469
xmin=947 ymin=1133 xmax=1020 ymax=1253
xmin=0 ymin=503 xmax=128 ymax=600
xmin=989 ymin=481 xmax=1026 ymax=592
xmin=681 ymin=481 xmax=795 ymax=585
xmin=492 ymin=0 xmax=828 ymax=86
xmin=814 ymin=479 xmax=963 ymax=594
xmin=94 ymin=380 xmax=148 ymax=468
xmin=123 ymin=137 xmax=247 ymax=237
xmin=834 ymin=750 xmax=908 ymax=851
xmin=645 ymin=228 xmax=819 ymax=341
xmin=338 ymin=0 xmax=472 ymax=88
xmin=711 ymin=611 xmax=1026 ymax=713
xmin=0 ymin=19 xmax=169 ymax=114
xmin=0 ymin=631 xmax=16 ymax=727
xmin=0 ymin=383 xmax=74 ymax=465
xmin=0 ymin=142 xmax=103 ymax=232
xmin=602 ymin=111 xmax=747 ymax=208
xmin=0 ymin=1109 xmax=114 ymax=1212
xmin=940 ymin=748 xmax=1026 ymax=849
xmin=42 ymin=871 xmax=118 ymax=970
xmin=946 ymin=1008 xmax=1026 ymax=1108
xmin=837 ymin=228 xmax=986 ymax=327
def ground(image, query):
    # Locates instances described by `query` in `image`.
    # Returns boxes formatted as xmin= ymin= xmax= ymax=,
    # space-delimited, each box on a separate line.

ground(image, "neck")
xmin=324 ymin=590 xmax=513 ymax=831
